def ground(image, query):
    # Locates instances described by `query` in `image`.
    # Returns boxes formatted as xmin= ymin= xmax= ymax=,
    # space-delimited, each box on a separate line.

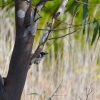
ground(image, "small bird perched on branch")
xmin=30 ymin=52 xmax=48 ymax=65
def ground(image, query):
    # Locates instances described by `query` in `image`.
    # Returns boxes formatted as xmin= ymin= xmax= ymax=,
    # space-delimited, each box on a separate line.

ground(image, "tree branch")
xmin=48 ymin=28 xmax=81 ymax=40
xmin=30 ymin=0 xmax=68 ymax=65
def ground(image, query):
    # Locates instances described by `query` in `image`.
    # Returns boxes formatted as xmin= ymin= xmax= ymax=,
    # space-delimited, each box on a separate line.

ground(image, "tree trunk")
xmin=0 ymin=0 xmax=34 ymax=100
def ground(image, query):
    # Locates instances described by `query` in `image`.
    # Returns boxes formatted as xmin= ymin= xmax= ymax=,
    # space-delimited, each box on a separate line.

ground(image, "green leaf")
xmin=91 ymin=18 xmax=99 ymax=45
xmin=44 ymin=91 xmax=47 ymax=99
xmin=97 ymin=25 xmax=100 ymax=40
xmin=82 ymin=0 xmax=89 ymax=34
xmin=73 ymin=3 xmax=80 ymax=16
xmin=0 ymin=0 xmax=14 ymax=9
xmin=87 ymin=18 xmax=90 ymax=41
xmin=48 ymin=97 xmax=52 ymax=100
xmin=65 ymin=0 xmax=78 ymax=13
xmin=28 ymin=92 xmax=39 ymax=95
xmin=96 ymin=24 xmax=100 ymax=42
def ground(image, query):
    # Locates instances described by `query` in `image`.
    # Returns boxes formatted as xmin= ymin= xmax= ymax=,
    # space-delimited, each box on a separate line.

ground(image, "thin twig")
xmin=76 ymin=94 xmax=82 ymax=100
xmin=50 ymin=80 xmax=63 ymax=98
xmin=86 ymin=89 xmax=93 ymax=100
xmin=37 ymin=18 xmax=100 ymax=32
xmin=37 ymin=27 xmax=76 ymax=31
xmin=48 ymin=28 xmax=81 ymax=40
xmin=53 ymin=94 xmax=67 ymax=97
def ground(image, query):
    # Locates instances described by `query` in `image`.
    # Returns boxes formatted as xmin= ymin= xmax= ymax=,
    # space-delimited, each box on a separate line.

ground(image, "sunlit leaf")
xmin=91 ymin=18 xmax=99 ymax=45
xmin=87 ymin=18 xmax=90 ymax=41
xmin=82 ymin=0 xmax=89 ymax=34
xmin=96 ymin=25 xmax=100 ymax=42
xmin=97 ymin=25 xmax=100 ymax=40
xmin=44 ymin=91 xmax=48 ymax=99
xmin=73 ymin=3 xmax=80 ymax=16
xmin=0 ymin=0 xmax=14 ymax=8
xmin=65 ymin=0 xmax=78 ymax=13
xmin=48 ymin=97 xmax=52 ymax=100
xmin=28 ymin=92 xmax=39 ymax=95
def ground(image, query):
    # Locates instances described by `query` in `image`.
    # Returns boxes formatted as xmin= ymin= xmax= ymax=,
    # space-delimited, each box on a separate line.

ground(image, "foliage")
xmin=1 ymin=0 xmax=100 ymax=45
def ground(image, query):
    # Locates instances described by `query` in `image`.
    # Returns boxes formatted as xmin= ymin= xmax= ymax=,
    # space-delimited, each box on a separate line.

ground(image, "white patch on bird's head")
xmin=17 ymin=10 xmax=25 ymax=18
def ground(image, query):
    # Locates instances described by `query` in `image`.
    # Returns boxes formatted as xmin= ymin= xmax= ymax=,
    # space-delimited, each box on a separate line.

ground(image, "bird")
xmin=30 ymin=52 xmax=48 ymax=65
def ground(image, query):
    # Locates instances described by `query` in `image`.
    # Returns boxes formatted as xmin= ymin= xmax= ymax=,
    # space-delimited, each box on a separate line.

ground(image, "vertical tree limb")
xmin=5 ymin=0 xmax=33 ymax=100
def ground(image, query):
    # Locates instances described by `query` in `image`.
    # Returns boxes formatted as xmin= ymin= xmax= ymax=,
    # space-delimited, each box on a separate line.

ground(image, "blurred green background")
xmin=0 ymin=0 xmax=100 ymax=100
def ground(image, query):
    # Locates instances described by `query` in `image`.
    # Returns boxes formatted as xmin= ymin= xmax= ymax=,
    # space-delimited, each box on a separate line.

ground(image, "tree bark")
xmin=0 ymin=0 xmax=34 ymax=100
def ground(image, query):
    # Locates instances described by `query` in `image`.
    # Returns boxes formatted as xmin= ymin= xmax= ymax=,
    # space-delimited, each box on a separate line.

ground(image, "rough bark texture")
xmin=0 ymin=0 xmax=34 ymax=100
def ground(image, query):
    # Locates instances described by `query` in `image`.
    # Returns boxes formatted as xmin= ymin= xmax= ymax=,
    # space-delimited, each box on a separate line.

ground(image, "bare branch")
xmin=48 ymin=28 xmax=81 ymax=40
xmin=85 ymin=84 xmax=94 ymax=100
xmin=30 ymin=0 xmax=68 ymax=64
xmin=50 ymin=80 xmax=63 ymax=98
xmin=24 ymin=1 xmax=45 ymax=37
xmin=76 ymin=94 xmax=82 ymax=100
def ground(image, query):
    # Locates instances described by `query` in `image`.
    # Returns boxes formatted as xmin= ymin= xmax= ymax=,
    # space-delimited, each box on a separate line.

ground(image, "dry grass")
xmin=0 ymin=7 xmax=100 ymax=100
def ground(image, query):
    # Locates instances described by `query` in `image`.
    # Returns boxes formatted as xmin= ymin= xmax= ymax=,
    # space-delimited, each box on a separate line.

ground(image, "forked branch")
xmin=30 ymin=0 xmax=68 ymax=65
